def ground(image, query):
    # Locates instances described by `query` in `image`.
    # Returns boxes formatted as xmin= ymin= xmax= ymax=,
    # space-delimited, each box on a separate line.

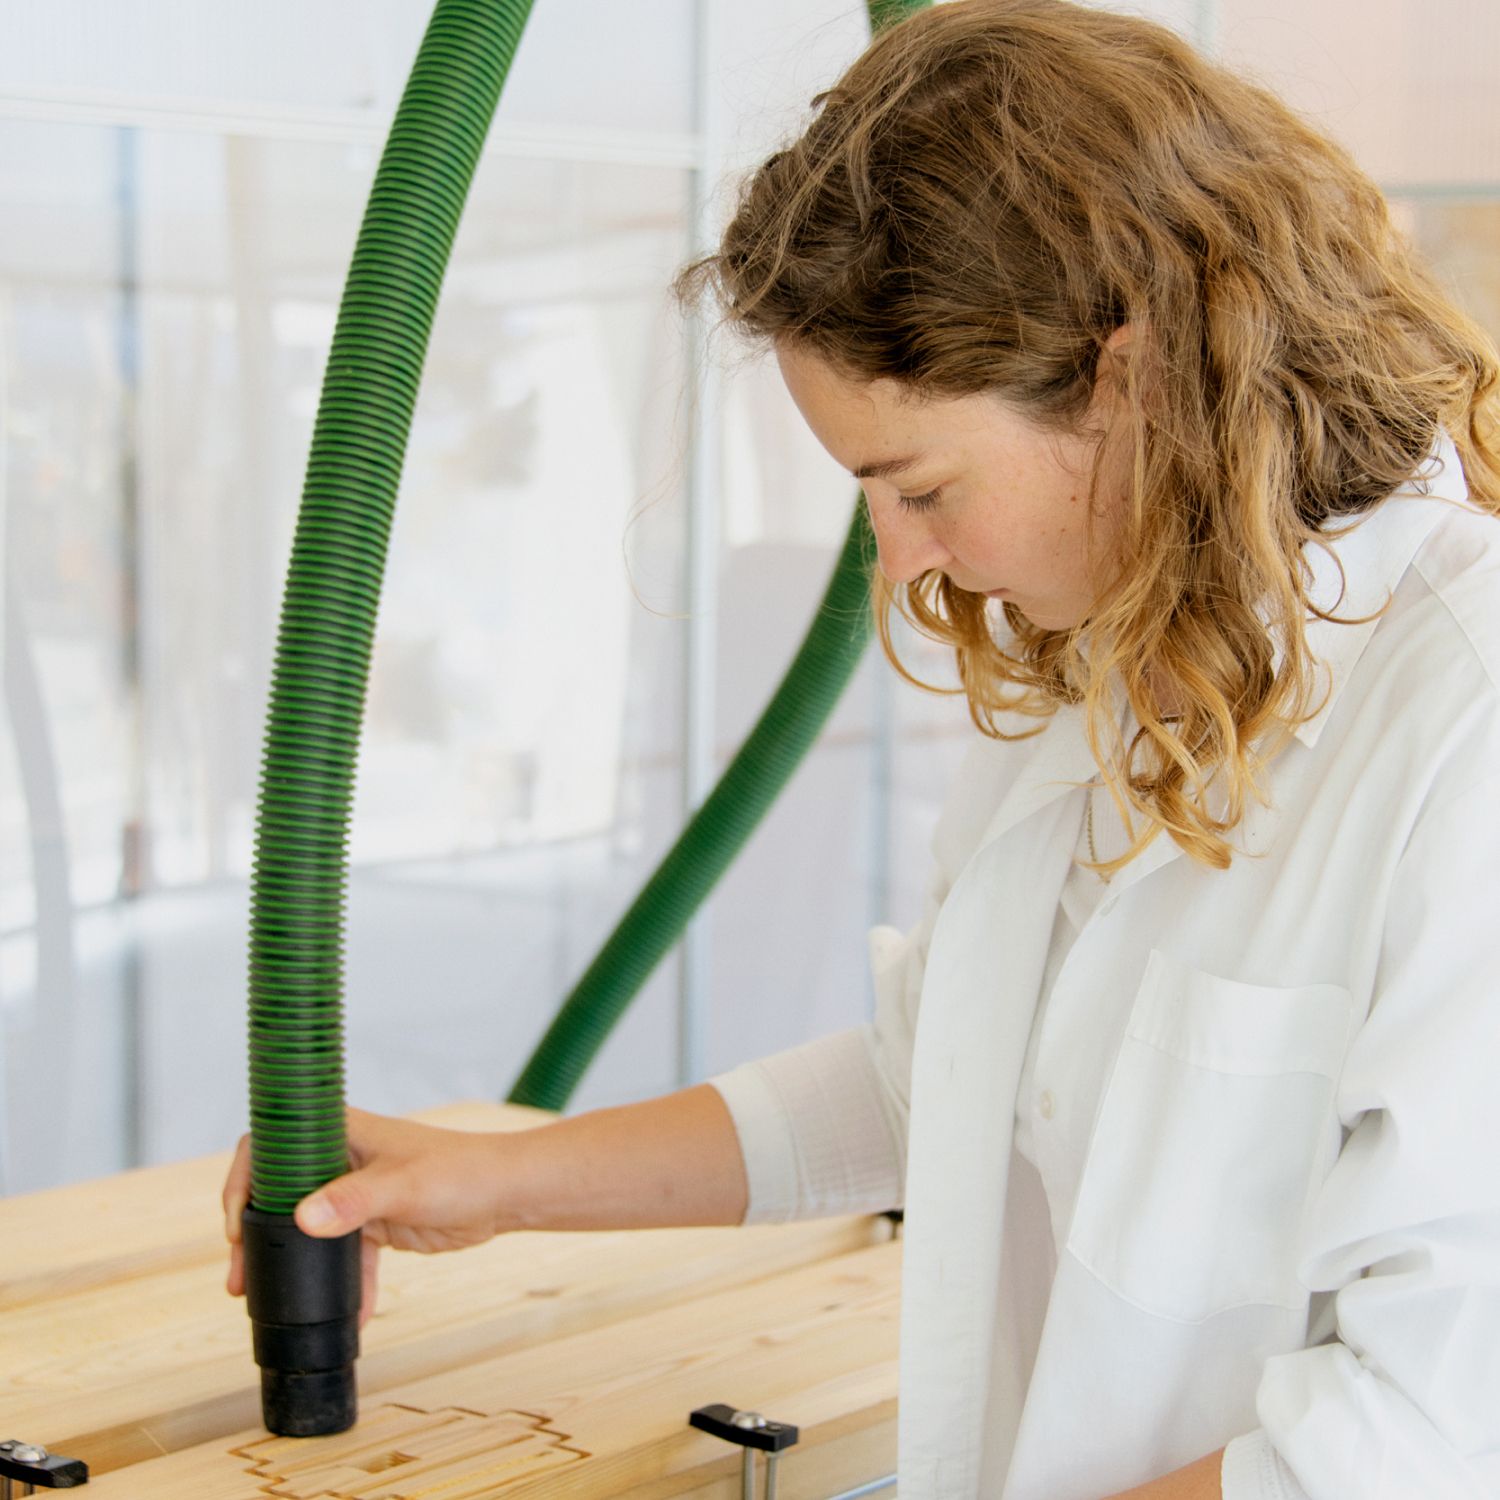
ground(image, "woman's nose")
xmin=869 ymin=499 xmax=951 ymax=585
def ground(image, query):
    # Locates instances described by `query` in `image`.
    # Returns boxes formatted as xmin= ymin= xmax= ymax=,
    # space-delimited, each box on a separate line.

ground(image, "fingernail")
xmin=301 ymin=1197 xmax=334 ymax=1230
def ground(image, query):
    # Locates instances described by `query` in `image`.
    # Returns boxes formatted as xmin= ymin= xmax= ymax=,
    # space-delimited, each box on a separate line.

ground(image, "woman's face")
xmin=775 ymin=340 xmax=1132 ymax=632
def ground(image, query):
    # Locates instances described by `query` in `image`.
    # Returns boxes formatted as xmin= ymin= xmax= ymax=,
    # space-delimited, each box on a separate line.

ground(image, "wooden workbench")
xmin=0 ymin=1101 xmax=900 ymax=1497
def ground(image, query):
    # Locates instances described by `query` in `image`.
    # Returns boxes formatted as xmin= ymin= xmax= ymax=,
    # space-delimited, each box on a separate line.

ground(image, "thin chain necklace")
xmin=1085 ymin=779 xmax=1111 ymax=881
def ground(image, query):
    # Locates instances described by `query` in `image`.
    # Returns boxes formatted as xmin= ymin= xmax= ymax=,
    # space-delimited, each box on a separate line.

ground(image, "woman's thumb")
xmin=295 ymin=1172 xmax=377 ymax=1236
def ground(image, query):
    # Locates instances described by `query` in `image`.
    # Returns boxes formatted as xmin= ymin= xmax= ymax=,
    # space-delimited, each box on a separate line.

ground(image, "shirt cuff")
xmin=705 ymin=1027 xmax=904 ymax=1226
xmin=1221 ymin=1430 xmax=1310 ymax=1500
xmin=705 ymin=1061 xmax=801 ymax=1225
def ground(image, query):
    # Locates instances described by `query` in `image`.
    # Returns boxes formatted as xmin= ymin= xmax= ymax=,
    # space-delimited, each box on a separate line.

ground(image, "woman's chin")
xmin=1017 ymin=603 xmax=1080 ymax=632
xmin=980 ymin=587 xmax=1080 ymax=632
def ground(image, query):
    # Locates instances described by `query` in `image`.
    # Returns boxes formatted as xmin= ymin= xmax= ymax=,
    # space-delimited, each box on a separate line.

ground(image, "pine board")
xmin=0 ymin=1101 xmax=548 ymax=1311
xmin=1 ymin=1102 xmax=902 ymax=1497
xmin=77 ymin=1239 xmax=901 ymax=1499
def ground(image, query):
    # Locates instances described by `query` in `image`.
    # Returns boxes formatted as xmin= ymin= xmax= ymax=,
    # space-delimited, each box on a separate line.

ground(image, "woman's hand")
xmin=223 ymin=1106 xmax=518 ymax=1329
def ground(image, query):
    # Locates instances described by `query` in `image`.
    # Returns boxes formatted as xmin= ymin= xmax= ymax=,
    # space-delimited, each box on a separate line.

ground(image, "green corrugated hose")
xmin=867 ymin=0 xmax=930 ymax=28
xmin=248 ymin=0 xmax=536 ymax=1213
xmin=248 ymin=0 xmax=928 ymax=1211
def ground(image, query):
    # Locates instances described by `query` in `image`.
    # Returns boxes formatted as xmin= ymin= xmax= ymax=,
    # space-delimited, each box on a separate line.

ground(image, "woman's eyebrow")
xmin=853 ymin=454 xmax=924 ymax=480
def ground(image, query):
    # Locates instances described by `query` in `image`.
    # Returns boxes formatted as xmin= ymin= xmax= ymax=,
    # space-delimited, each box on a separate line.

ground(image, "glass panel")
xmin=0 ymin=0 xmax=699 ymax=135
xmin=133 ymin=131 xmax=697 ymax=1148
xmin=15 ymin=1 xmax=1493 ymax=1191
xmin=0 ymin=122 xmax=141 ymax=1191
xmin=0 ymin=122 xmax=134 ymax=921
xmin=133 ymin=133 xmax=693 ymax=884
xmin=1 ymin=108 xmax=699 ymax=1182
xmin=703 ymin=350 xmax=975 ymax=1076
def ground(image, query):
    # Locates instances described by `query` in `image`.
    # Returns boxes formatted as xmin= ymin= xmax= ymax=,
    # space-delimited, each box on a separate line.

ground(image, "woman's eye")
xmin=897 ymin=488 xmax=941 ymax=513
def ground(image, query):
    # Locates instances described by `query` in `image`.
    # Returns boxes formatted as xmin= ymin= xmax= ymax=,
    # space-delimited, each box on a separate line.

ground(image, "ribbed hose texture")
xmin=248 ymin=0 xmax=535 ymax=1213
xmin=867 ymin=0 xmax=933 ymax=28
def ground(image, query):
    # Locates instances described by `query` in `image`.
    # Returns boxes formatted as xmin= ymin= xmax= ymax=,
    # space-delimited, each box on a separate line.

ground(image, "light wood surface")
xmin=0 ymin=1100 xmax=544 ymax=1311
xmin=80 ymin=1239 xmax=900 ymax=1498
xmin=1 ymin=1101 xmax=902 ymax=1498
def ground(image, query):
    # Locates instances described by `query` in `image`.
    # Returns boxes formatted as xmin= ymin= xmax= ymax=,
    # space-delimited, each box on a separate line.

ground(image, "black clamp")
xmin=0 ymin=1440 xmax=89 ymax=1495
xmin=688 ymin=1403 xmax=799 ymax=1500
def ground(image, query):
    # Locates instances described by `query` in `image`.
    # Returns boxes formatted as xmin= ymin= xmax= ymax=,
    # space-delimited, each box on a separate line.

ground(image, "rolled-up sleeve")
xmin=705 ymin=1025 xmax=902 ymax=1225
xmin=706 ymin=870 xmax=945 ymax=1226
xmin=1223 ymin=773 xmax=1500 ymax=1499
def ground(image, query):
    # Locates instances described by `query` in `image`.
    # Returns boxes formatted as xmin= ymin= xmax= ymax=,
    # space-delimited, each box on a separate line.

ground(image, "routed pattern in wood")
xmin=234 ymin=1403 xmax=588 ymax=1498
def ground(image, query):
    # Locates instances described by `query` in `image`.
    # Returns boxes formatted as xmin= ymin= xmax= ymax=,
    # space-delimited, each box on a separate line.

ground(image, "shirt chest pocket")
xmin=1062 ymin=947 xmax=1355 ymax=1324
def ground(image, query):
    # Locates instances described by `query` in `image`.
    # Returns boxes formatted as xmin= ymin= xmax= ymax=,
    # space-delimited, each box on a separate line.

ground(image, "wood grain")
xmin=2 ymin=1100 xmax=901 ymax=1499
xmin=76 ymin=1238 xmax=902 ymax=1499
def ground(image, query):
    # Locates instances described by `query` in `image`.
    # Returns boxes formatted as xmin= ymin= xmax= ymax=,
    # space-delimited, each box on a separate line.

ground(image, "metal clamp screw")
xmin=688 ymin=1403 xmax=800 ymax=1500
xmin=0 ymin=1438 xmax=89 ymax=1494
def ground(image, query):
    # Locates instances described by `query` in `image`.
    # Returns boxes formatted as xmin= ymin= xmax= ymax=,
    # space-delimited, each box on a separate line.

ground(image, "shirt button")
xmin=1037 ymin=1090 xmax=1056 ymax=1121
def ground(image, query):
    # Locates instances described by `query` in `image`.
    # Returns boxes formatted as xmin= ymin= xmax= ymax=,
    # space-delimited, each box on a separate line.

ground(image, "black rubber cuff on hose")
xmin=242 ymin=1206 xmax=362 ymax=1436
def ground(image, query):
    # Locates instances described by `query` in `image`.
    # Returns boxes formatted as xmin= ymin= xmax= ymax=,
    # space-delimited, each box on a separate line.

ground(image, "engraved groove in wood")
xmin=232 ymin=1403 xmax=590 ymax=1498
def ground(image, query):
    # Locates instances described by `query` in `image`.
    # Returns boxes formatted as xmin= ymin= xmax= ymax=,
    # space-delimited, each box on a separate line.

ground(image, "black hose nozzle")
xmin=242 ymin=1206 xmax=362 ymax=1435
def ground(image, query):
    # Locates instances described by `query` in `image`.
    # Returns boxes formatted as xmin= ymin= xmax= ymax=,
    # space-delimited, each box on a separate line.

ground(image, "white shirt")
xmin=707 ymin=435 xmax=1500 ymax=1500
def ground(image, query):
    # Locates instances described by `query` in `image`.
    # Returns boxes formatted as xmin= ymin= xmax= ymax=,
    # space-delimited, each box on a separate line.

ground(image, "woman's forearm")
xmin=1104 ymin=1447 xmax=1224 ymax=1499
xmin=501 ymin=1082 xmax=750 ymax=1232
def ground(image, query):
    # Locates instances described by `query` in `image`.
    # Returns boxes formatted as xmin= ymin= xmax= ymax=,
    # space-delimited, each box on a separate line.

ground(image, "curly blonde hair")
xmin=676 ymin=0 xmax=1500 ymax=871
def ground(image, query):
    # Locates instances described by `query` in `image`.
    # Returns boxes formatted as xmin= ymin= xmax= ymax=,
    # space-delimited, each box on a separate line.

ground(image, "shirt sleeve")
xmin=1222 ymin=771 xmax=1500 ymax=1500
xmin=1221 ymin=1430 xmax=1310 ymax=1499
xmin=706 ymin=867 xmax=947 ymax=1226
xmin=705 ymin=1025 xmax=902 ymax=1225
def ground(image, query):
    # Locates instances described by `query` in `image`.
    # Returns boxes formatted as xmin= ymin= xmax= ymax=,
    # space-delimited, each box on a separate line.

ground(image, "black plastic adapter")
xmin=241 ymin=1206 xmax=362 ymax=1436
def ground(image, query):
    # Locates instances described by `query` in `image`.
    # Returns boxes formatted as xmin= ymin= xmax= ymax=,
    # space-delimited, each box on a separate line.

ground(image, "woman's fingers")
xmin=226 ymin=1115 xmax=393 ymax=1315
xmin=226 ymin=1108 xmax=498 ymax=1300
xmin=224 ymin=1133 xmax=251 ymax=1297
xmin=223 ymin=1132 xmax=252 ymax=1244
xmin=341 ymin=1104 xmax=384 ymax=1171
xmin=359 ymin=1234 xmax=381 ymax=1330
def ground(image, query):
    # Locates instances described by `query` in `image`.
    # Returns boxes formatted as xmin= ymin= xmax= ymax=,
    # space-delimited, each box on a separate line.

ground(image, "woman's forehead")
xmin=776 ymin=341 xmax=1019 ymax=466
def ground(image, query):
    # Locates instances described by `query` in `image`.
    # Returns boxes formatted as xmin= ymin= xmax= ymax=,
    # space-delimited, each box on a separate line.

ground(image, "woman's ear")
xmin=1087 ymin=322 xmax=1139 ymax=425
xmin=1097 ymin=321 xmax=1138 ymax=380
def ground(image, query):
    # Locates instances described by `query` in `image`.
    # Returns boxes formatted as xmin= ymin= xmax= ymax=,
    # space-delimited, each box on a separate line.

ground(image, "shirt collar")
xmin=1288 ymin=432 xmax=1470 ymax=749
xmin=978 ymin=434 xmax=1470 ymax=851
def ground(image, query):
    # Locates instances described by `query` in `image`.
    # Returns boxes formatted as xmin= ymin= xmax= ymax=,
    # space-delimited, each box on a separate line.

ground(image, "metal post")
xmin=678 ymin=0 xmax=724 ymax=1089
xmin=115 ymin=123 xmax=148 ymax=1171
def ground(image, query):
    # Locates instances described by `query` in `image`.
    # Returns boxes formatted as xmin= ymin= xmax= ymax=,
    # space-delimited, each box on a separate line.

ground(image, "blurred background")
xmin=1 ymin=0 xmax=1496 ymax=1193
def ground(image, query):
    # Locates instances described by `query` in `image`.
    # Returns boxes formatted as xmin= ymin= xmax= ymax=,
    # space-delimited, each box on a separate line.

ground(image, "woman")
xmin=226 ymin=3 xmax=1500 ymax=1495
